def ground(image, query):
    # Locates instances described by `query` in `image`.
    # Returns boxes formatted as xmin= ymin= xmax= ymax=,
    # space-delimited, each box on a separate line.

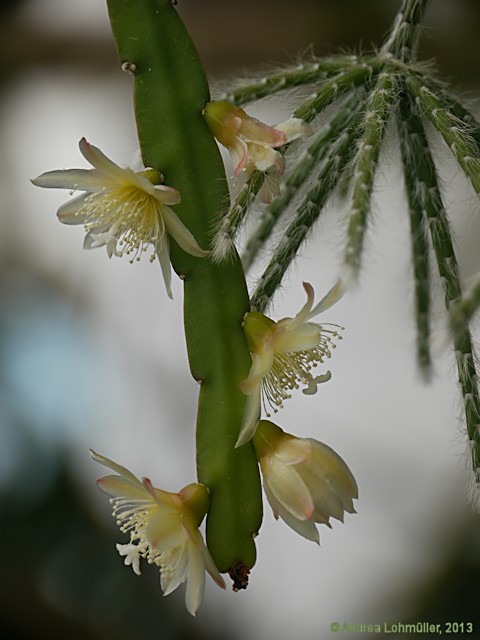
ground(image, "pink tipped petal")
xmin=153 ymin=184 xmax=181 ymax=206
xmin=231 ymin=139 xmax=248 ymax=176
xmin=240 ymin=116 xmax=286 ymax=147
xmin=78 ymin=137 xmax=125 ymax=178
xmin=308 ymin=279 xmax=345 ymax=319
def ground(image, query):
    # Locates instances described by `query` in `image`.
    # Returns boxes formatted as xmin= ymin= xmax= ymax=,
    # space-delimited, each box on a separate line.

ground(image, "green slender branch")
xmin=218 ymin=55 xmax=367 ymax=106
xmin=449 ymin=277 xmax=480 ymax=341
xmin=250 ymin=100 xmax=365 ymax=313
xmin=397 ymin=90 xmax=432 ymax=374
xmin=398 ymin=91 xmax=480 ymax=482
xmin=107 ymin=0 xmax=262 ymax=579
xmin=293 ymin=63 xmax=374 ymax=122
xmin=242 ymin=92 xmax=365 ymax=271
xmin=406 ymin=72 xmax=480 ymax=193
xmin=343 ymin=69 xmax=399 ymax=280
xmin=381 ymin=0 xmax=432 ymax=62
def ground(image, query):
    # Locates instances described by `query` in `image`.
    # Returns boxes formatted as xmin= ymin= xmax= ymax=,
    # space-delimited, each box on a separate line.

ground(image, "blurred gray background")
xmin=1 ymin=1 xmax=480 ymax=639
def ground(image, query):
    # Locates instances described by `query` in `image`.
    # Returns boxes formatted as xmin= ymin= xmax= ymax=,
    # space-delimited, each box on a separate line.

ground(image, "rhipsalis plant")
xmin=31 ymin=0 xmax=480 ymax=616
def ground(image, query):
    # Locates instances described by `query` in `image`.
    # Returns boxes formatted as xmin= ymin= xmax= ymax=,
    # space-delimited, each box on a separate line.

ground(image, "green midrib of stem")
xmin=106 ymin=0 xmax=262 ymax=574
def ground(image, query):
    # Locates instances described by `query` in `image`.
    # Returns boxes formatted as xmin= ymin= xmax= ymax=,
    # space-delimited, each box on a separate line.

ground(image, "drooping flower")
xmin=31 ymin=138 xmax=209 ymax=298
xmin=90 ymin=450 xmax=225 ymax=616
xmin=237 ymin=280 xmax=344 ymax=447
xmin=203 ymin=100 xmax=312 ymax=201
xmin=253 ymin=420 xmax=358 ymax=543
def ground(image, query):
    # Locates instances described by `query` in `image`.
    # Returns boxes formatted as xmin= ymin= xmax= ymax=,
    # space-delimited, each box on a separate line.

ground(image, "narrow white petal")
xmin=161 ymin=545 xmax=189 ymax=596
xmin=185 ymin=542 xmax=206 ymax=616
xmin=275 ymin=117 xmax=314 ymax=142
xmin=273 ymin=322 xmax=320 ymax=353
xmin=57 ymin=193 xmax=89 ymax=224
xmin=262 ymin=456 xmax=314 ymax=520
xmin=31 ymin=169 xmax=109 ymax=192
xmin=235 ymin=388 xmax=262 ymax=448
xmin=90 ymin=449 xmax=140 ymax=483
xmin=96 ymin=475 xmax=150 ymax=500
xmin=263 ymin=481 xmax=319 ymax=543
xmin=161 ymin=206 xmax=209 ymax=258
xmin=155 ymin=234 xmax=173 ymax=299
xmin=79 ymin=137 xmax=128 ymax=181
xmin=307 ymin=279 xmax=345 ymax=319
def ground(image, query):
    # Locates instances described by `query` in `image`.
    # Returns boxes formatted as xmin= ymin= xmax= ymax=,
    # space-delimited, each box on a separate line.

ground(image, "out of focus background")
xmin=1 ymin=1 xmax=480 ymax=639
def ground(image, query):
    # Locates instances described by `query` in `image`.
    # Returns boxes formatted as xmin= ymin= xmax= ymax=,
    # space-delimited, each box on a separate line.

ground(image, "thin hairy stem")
xmin=398 ymin=92 xmax=480 ymax=484
xmin=343 ymin=69 xmax=399 ymax=281
xmin=250 ymin=101 xmax=365 ymax=313
xmin=217 ymin=55 xmax=368 ymax=106
xmin=406 ymin=72 xmax=480 ymax=193
xmin=242 ymin=92 xmax=365 ymax=271
xmin=381 ymin=0 xmax=432 ymax=62
xmin=398 ymin=90 xmax=432 ymax=374
xmin=449 ymin=277 xmax=480 ymax=341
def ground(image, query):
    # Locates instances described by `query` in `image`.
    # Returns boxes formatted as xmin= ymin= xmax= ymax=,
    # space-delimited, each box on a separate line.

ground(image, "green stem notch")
xmin=106 ymin=0 xmax=262 ymax=583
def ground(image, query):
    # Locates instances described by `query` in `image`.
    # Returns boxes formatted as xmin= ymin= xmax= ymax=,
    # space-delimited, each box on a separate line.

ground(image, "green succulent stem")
xmin=397 ymin=90 xmax=480 ymax=481
xmin=106 ymin=0 xmax=262 ymax=578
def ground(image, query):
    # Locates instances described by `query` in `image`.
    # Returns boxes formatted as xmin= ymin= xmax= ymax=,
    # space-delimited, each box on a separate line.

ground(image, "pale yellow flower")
xmin=32 ymin=138 xmax=208 ymax=297
xmin=237 ymin=281 xmax=344 ymax=446
xmin=253 ymin=420 xmax=358 ymax=543
xmin=203 ymin=100 xmax=312 ymax=201
xmin=91 ymin=450 xmax=225 ymax=616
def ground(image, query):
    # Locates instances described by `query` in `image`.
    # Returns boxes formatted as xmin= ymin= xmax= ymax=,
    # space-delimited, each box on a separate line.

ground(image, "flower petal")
xmin=146 ymin=510 xmax=184 ymax=553
xmin=262 ymin=457 xmax=314 ymax=520
xmin=161 ymin=544 xmax=189 ymax=596
xmin=79 ymin=137 xmax=127 ymax=179
xmin=248 ymin=143 xmax=282 ymax=172
xmin=161 ymin=206 xmax=209 ymax=258
xmin=275 ymin=117 xmax=313 ymax=142
xmin=96 ymin=475 xmax=150 ymax=500
xmin=90 ymin=449 xmax=140 ymax=483
xmin=236 ymin=386 xmax=262 ymax=448
xmin=31 ymin=169 xmax=108 ymax=192
xmin=263 ymin=481 xmax=320 ymax=543
xmin=240 ymin=116 xmax=286 ymax=147
xmin=57 ymin=193 xmax=89 ymax=224
xmin=307 ymin=279 xmax=345 ymax=320
xmin=155 ymin=233 xmax=173 ymax=300
xmin=273 ymin=322 xmax=320 ymax=353
xmin=185 ymin=541 xmax=206 ymax=616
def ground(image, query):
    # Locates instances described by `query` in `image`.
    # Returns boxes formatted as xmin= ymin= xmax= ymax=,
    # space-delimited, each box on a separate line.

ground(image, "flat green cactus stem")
xmin=106 ymin=0 xmax=262 ymax=581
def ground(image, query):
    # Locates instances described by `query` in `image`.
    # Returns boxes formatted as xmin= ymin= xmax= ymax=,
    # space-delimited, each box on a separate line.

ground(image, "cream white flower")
xmin=253 ymin=420 xmax=358 ymax=543
xmin=32 ymin=138 xmax=209 ymax=298
xmin=203 ymin=100 xmax=312 ymax=201
xmin=90 ymin=450 xmax=225 ymax=616
xmin=237 ymin=280 xmax=344 ymax=447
